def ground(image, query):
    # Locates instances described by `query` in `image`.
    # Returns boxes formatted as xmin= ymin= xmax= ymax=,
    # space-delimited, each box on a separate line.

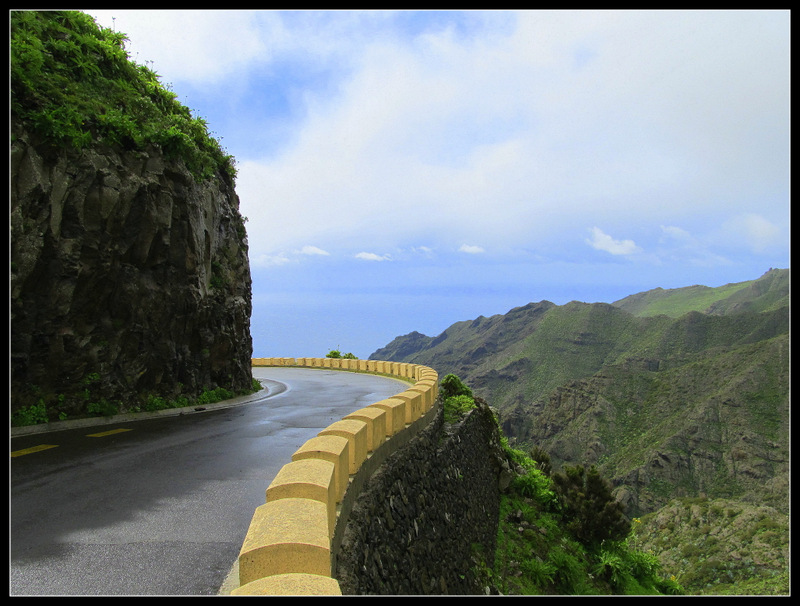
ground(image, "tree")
xmin=326 ymin=350 xmax=357 ymax=359
xmin=440 ymin=373 xmax=473 ymax=399
xmin=551 ymin=464 xmax=630 ymax=548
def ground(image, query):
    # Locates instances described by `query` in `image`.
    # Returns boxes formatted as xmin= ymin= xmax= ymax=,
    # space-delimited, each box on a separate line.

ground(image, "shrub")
xmin=551 ymin=464 xmax=630 ymax=548
xmin=443 ymin=394 xmax=476 ymax=424
xmin=11 ymin=399 xmax=49 ymax=426
xmin=501 ymin=438 xmax=557 ymax=507
xmin=87 ymin=398 xmax=119 ymax=417
xmin=326 ymin=349 xmax=357 ymax=359
xmin=529 ymin=445 xmax=552 ymax=476
xmin=145 ymin=395 xmax=169 ymax=412
xmin=196 ymin=386 xmax=234 ymax=405
xmin=511 ymin=467 xmax=556 ymax=506
xmin=440 ymin=373 xmax=473 ymax=399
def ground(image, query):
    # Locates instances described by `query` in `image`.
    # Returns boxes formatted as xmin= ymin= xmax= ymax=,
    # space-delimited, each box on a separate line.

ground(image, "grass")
xmin=615 ymin=281 xmax=757 ymax=318
xmin=10 ymin=10 xmax=236 ymax=183
xmin=490 ymin=436 xmax=682 ymax=595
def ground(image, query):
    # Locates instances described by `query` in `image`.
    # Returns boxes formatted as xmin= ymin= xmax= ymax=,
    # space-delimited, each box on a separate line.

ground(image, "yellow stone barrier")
xmin=392 ymin=390 xmax=424 ymax=424
xmin=266 ymin=459 xmax=338 ymax=537
xmin=318 ymin=419 xmax=368 ymax=475
xmin=292 ymin=435 xmax=351 ymax=503
xmin=238 ymin=498 xmax=332 ymax=585
xmin=235 ymin=357 xmax=439 ymax=596
xmin=344 ymin=406 xmax=387 ymax=453
xmin=231 ymin=573 xmax=342 ymax=596
xmin=370 ymin=398 xmax=406 ymax=436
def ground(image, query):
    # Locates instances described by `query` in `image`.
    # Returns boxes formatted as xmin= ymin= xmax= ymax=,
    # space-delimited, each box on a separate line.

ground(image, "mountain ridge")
xmin=369 ymin=268 xmax=790 ymax=516
xmin=369 ymin=268 xmax=790 ymax=592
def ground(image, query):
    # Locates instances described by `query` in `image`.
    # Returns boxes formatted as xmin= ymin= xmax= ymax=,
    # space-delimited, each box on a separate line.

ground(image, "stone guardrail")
xmin=231 ymin=357 xmax=439 ymax=596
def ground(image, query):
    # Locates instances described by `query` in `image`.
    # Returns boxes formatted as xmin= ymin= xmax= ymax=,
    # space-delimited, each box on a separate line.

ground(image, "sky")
xmin=84 ymin=9 xmax=791 ymax=359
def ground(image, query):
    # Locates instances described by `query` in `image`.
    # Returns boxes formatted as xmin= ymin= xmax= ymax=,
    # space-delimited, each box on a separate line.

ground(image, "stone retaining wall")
xmin=334 ymin=398 xmax=504 ymax=595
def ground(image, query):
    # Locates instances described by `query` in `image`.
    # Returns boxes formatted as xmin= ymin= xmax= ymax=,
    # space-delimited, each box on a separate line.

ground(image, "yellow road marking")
xmin=87 ymin=428 xmax=133 ymax=438
xmin=11 ymin=444 xmax=59 ymax=458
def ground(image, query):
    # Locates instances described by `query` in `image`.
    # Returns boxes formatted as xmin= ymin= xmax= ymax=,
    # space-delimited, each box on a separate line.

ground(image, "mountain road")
xmin=10 ymin=366 xmax=410 ymax=596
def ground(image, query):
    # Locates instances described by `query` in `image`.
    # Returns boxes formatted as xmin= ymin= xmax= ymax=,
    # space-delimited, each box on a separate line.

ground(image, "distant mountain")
xmin=612 ymin=267 xmax=789 ymax=318
xmin=369 ymin=269 xmax=790 ymax=517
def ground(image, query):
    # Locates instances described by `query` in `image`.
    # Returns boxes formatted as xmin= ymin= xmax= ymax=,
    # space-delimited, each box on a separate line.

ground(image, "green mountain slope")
xmin=372 ymin=270 xmax=789 ymax=418
xmin=371 ymin=268 xmax=790 ymax=594
xmin=611 ymin=267 xmax=789 ymax=317
xmin=370 ymin=268 xmax=790 ymax=514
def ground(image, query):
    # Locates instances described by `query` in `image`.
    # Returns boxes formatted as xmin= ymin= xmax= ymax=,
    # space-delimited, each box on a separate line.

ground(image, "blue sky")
xmin=86 ymin=10 xmax=790 ymax=359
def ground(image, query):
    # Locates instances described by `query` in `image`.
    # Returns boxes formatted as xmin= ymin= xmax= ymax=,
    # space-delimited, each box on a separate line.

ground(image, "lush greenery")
xmin=551 ymin=464 xmax=630 ymax=547
xmin=11 ymin=377 xmax=263 ymax=427
xmin=632 ymin=496 xmax=790 ymax=595
xmin=491 ymin=438 xmax=683 ymax=595
xmin=326 ymin=349 xmax=358 ymax=359
xmin=11 ymin=400 xmax=50 ymax=427
xmin=10 ymin=10 xmax=236 ymax=183
xmin=440 ymin=373 xmax=477 ymax=424
xmin=440 ymin=373 xmax=681 ymax=595
xmin=383 ymin=270 xmax=789 ymax=595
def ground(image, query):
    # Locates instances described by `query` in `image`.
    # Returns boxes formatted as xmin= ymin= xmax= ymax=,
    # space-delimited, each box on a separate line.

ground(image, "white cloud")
xmin=459 ymin=244 xmax=485 ymax=254
xmin=717 ymin=213 xmax=785 ymax=254
xmin=660 ymin=225 xmax=693 ymax=243
xmin=86 ymin=10 xmax=789 ymax=272
xmin=234 ymin=10 xmax=787 ymax=262
xmin=88 ymin=10 xmax=275 ymax=86
xmin=586 ymin=227 xmax=641 ymax=256
xmin=298 ymin=245 xmax=331 ymax=256
xmin=252 ymin=252 xmax=291 ymax=267
xmin=355 ymin=252 xmax=391 ymax=262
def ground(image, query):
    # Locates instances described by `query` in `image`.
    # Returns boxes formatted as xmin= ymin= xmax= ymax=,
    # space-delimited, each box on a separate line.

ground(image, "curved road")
xmin=10 ymin=367 xmax=409 ymax=596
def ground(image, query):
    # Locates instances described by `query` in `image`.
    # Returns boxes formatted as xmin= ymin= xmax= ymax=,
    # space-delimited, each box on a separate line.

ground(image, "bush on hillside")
xmin=440 ymin=373 xmax=473 ymax=399
xmin=551 ymin=464 xmax=630 ymax=548
xmin=326 ymin=350 xmax=357 ymax=359
xmin=528 ymin=445 xmax=553 ymax=476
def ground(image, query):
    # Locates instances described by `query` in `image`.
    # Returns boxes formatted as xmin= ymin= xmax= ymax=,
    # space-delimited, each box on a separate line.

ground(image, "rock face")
xmin=335 ymin=399 xmax=504 ymax=595
xmin=10 ymin=120 xmax=253 ymax=416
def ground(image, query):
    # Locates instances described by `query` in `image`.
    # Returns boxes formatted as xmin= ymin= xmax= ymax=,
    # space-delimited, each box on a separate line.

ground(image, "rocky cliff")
xmin=10 ymin=120 xmax=253 ymax=418
xmin=10 ymin=11 xmax=253 ymax=419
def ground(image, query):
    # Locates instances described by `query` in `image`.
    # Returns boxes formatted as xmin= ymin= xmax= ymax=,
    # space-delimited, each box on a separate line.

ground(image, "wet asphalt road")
xmin=10 ymin=367 xmax=409 ymax=596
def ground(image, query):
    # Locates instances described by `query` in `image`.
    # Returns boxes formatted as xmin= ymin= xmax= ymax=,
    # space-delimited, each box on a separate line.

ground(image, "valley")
xmin=370 ymin=268 xmax=790 ymax=594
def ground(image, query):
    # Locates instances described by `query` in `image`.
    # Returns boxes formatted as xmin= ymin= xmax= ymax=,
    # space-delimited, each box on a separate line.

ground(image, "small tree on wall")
xmin=440 ymin=373 xmax=473 ymax=399
xmin=326 ymin=349 xmax=357 ymax=359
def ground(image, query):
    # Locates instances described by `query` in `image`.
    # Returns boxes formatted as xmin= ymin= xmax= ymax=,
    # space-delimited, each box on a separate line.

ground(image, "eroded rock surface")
xmin=11 ymin=121 xmax=252 ymax=416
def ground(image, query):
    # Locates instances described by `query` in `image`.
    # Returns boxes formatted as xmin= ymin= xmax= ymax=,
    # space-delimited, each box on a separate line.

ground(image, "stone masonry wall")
xmin=334 ymin=398 xmax=504 ymax=595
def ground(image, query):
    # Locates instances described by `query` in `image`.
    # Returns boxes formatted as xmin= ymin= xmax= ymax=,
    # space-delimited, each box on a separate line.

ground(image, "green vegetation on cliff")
xmin=488 ymin=435 xmax=683 ymax=595
xmin=612 ymin=267 xmax=789 ymax=317
xmin=10 ymin=10 xmax=236 ymax=183
xmin=632 ymin=496 xmax=790 ymax=595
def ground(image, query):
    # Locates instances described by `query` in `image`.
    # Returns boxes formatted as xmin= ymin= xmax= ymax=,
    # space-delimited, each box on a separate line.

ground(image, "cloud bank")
xmin=85 ymin=10 xmax=790 ymax=356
